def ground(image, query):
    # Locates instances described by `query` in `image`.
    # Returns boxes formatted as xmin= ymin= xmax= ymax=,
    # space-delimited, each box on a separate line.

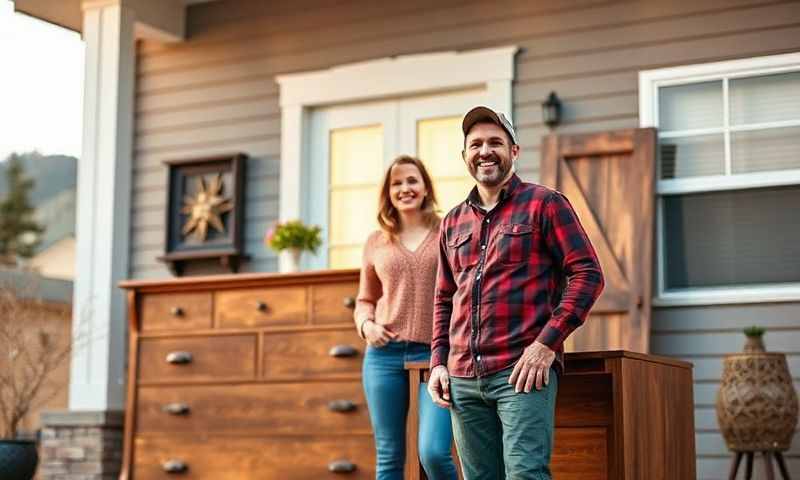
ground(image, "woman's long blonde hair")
xmin=377 ymin=155 xmax=440 ymax=240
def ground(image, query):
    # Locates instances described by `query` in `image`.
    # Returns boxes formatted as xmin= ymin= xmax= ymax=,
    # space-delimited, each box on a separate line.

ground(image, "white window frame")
xmin=276 ymin=46 xmax=518 ymax=271
xmin=639 ymin=52 xmax=800 ymax=307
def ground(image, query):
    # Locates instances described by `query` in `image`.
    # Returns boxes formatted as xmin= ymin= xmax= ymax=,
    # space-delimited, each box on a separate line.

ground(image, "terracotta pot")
xmin=716 ymin=335 xmax=799 ymax=451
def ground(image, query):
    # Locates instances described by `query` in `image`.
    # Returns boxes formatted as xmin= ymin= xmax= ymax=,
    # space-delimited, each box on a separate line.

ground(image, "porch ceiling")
xmin=11 ymin=0 xmax=218 ymax=33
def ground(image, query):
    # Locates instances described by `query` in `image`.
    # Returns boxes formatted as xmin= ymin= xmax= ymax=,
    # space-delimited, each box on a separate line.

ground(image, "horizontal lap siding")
xmin=652 ymin=303 xmax=800 ymax=479
xmin=131 ymin=0 xmax=800 ymax=476
xmin=133 ymin=0 xmax=800 ymax=277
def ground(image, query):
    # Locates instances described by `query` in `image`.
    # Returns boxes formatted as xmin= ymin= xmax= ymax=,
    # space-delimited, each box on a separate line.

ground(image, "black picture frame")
xmin=157 ymin=153 xmax=248 ymax=275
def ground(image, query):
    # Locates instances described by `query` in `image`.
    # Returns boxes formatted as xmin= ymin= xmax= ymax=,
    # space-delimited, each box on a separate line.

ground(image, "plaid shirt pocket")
xmin=497 ymin=223 xmax=537 ymax=265
xmin=447 ymin=232 xmax=477 ymax=272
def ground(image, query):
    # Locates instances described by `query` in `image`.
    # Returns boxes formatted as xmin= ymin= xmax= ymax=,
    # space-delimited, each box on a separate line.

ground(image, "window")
xmin=640 ymin=53 xmax=800 ymax=305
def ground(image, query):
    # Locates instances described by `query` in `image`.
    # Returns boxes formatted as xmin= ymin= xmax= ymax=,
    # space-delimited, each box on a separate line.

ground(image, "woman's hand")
xmin=362 ymin=320 xmax=398 ymax=347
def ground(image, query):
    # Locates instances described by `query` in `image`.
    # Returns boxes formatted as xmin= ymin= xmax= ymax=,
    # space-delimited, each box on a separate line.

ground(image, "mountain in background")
xmin=0 ymin=152 xmax=77 ymax=253
xmin=0 ymin=152 xmax=77 ymax=205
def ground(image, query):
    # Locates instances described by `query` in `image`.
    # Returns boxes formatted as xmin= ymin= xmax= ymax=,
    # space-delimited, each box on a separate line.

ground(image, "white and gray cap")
xmin=462 ymin=106 xmax=518 ymax=145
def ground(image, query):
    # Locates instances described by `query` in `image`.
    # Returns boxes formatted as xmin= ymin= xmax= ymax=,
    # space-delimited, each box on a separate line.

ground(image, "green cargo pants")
xmin=449 ymin=366 xmax=558 ymax=480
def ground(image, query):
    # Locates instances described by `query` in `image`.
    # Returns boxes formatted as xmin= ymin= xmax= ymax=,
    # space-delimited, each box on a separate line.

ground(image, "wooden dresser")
xmin=119 ymin=269 xmax=373 ymax=479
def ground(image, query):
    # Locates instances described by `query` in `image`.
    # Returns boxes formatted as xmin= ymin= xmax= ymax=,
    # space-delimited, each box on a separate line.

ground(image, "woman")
xmin=354 ymin=155 xmax=458 ymax=480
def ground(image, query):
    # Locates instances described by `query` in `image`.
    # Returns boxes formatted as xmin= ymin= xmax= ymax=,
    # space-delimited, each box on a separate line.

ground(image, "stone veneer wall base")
xmin=39 ymin=410 xmax=124 ymax=480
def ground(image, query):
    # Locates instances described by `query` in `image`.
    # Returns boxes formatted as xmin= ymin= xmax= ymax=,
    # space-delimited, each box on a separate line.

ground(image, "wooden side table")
xmin=404 ymin=350 xmax=696 ymax=480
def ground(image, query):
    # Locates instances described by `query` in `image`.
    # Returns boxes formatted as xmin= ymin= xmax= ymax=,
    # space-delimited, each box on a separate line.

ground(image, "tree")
xmin=0 ymin=154 xmax=45 ymax=265
xmin=0 ymin=280 xmax=72 ymax=439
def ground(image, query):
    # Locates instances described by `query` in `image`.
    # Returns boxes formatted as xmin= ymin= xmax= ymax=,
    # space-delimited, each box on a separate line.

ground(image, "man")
xmin=427 ymin=106 xmax=604 ymax=479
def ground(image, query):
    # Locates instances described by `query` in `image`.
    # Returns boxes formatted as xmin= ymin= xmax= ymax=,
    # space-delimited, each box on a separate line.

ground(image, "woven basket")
xmin=716 ymin=335 xmax=798 ymax=452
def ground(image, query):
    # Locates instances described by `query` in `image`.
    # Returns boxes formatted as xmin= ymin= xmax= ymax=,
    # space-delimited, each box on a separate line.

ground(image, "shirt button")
xmin=476 ymin=274 xmax=481 ymax=280
xmin=476 ymin=355 xmax=482 ymax=361
xmin=481 ymin=244 xmax=486 ymax=250
xmin=485 ymin=218 xmax=490 ymax=223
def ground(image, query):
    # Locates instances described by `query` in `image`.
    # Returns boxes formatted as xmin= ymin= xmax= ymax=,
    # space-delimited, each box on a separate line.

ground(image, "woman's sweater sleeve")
xmin=354 ymin=233 xmax=382 ymax=339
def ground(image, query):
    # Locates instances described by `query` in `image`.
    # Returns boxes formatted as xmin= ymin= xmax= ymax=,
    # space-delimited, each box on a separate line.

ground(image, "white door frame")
xmin=276 ymin=46 xmax=518 ymax=271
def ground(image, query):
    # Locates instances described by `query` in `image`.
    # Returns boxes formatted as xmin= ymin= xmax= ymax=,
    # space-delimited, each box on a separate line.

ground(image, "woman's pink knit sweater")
xmin=353 ymin=226 xmax=439 ymax=344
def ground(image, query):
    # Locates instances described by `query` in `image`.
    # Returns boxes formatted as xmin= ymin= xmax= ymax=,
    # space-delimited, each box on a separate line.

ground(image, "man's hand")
xmin=362 ymin=320 xmax=398 ymax=347
xmin=508 ymin=340 xmax=555 ymax=393
xmin=427 ymin=365 xmax=451 ymax=408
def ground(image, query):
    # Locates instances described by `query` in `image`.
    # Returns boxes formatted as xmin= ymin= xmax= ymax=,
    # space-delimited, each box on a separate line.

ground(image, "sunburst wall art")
xmin=159 ymin=154 xmax=247 ymax=275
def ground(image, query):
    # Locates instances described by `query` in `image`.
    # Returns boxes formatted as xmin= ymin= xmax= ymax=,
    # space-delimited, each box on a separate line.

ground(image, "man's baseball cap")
xmin=462 ymin=106 xmax=518 ymax=145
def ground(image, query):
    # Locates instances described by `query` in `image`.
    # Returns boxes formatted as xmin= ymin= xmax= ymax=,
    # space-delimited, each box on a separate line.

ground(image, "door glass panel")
xmin=417 ymin=116 xmax=474 ymax=213
xmin=329 ymin=125 xmax=383 ymax=269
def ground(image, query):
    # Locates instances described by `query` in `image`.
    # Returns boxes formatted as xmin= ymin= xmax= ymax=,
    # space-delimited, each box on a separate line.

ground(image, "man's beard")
xmin=470 ymin=155 xmax=512 ymax=187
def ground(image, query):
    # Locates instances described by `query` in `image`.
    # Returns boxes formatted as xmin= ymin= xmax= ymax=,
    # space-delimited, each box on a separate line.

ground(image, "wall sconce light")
xmin=542 ymin=91 xmax=562 ymax=129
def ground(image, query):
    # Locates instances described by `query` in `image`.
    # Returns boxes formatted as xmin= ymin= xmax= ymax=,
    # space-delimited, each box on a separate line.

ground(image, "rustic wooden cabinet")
xmin=120 ymin=269 xmax=373 ymax=479
xmin=405 ymin=351 xmax=696 ymax=480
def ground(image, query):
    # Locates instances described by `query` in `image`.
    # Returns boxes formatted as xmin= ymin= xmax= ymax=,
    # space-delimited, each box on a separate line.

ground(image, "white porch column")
xmin=68 ymin=0 xmax=184 ymax=413
xmin=69 ymin=0 xmax=136 ymax=411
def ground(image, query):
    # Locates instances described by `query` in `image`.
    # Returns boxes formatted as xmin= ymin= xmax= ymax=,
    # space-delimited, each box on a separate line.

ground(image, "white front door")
xmin=308 ymin=91 xmax=491 ymax=270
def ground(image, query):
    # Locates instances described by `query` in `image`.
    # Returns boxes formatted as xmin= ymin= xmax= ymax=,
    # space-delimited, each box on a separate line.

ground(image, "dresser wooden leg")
xmin=745 ymin=452 xmax=754 ymax=480
xmin=729 ymin=452 xmax=743 ymax=480
xmin=774 ymin=452 xmax=790 ymax=480
xmin=763 ymin=452 xmax=776 ymax=480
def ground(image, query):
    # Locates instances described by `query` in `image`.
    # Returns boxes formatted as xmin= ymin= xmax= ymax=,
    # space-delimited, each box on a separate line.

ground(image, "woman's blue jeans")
xmin=362 ymin=341 xmax=458 ymax=480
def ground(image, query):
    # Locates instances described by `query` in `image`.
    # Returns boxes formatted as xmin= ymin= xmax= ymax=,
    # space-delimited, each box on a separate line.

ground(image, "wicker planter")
xmin=716 ymin=335 xmax=799 ymax=452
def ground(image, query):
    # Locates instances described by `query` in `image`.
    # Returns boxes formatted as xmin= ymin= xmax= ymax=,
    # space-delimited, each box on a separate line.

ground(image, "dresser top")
xmin=119 ymin=268 xmax=360 ymax=293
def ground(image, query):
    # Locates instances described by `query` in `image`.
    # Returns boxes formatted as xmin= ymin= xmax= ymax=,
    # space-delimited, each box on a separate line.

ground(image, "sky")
xmin=0 ymin=0 xmax=84 ymax=161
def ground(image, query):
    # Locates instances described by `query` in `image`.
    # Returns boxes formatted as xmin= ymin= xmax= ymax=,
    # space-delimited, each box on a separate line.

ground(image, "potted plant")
xmin=0 ymin=281 xmax=73 ymax=480
xmin=264 ymin=220 xmax=322 ymax=273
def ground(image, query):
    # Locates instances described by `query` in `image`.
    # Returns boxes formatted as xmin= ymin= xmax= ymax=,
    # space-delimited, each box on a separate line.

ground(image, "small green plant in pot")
xmin=743 ymin=325 xmax=766 ymax=353
xmin=264 ymin=220 xmax=322 ymax=273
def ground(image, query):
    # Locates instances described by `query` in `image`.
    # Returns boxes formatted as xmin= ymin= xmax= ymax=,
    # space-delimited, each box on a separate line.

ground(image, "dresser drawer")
xmin=136 ymin=381 xmax=370 ymax=436
xmin=138 ymin=335 xmax=256 ymax=383
xmin=262 ymin=329 xmax=363 ymax=380
xmin=311 ymin=282 xmax=359 ymax=324
xmin=133 ymin=435 xmax=375 ymax=479
xmin=140 ymin=293 xmax=212 ymax=332
xmin=214 ymin=286 xmax=307 ymax=328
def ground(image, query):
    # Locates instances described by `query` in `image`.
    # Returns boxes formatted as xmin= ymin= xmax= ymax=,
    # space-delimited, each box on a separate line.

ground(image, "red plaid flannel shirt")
xmin=430 ymin=174 xmax=604 ymax=378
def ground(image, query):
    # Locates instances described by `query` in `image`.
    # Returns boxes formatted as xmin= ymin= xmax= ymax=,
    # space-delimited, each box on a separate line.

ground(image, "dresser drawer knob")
xmin=328 ymin=460 xmax=356 ymax=474
xmin=166 ymin=351 xmax=193 ymax=365
xmin=342 ymin=296 xmax=356 ymax=309
xmin=162 ymin=459 xmax=188 ymax=474
xmin=170 ymin=306 xmax=184 ymax=316
xmin=329 ymin=345 xmax=358 ymax=358
xmin=256 ymin=301 xmax=268 ymax=312
xmin=328 ymin=400 xmax=356 ymax=413
xmin=162 ymin=403 xmax=191 ymax=415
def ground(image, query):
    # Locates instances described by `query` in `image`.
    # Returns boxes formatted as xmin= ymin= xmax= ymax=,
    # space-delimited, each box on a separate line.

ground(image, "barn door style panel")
xmin=541 ymin=129 xmax=656 ymax=353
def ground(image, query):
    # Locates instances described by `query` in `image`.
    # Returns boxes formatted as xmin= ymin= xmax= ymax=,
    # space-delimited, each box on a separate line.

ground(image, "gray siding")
xmin=131 ymin=0 xmax=800 ymax=476
xmin=653 ymin=303 xmax=800 ymax=478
